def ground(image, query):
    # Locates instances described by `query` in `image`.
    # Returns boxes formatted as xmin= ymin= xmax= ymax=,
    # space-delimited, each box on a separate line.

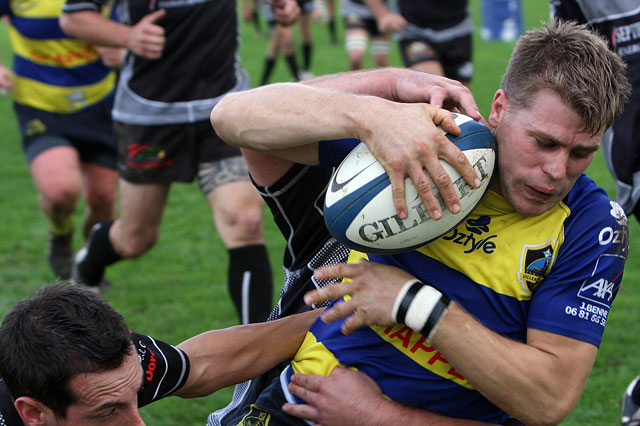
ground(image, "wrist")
xmin=392 ymin=279 xmax=450 ymax=342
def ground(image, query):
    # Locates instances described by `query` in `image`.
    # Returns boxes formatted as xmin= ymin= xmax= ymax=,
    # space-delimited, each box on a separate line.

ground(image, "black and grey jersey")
xmin=62 ymin=0 xmax=250 ymax=125
xmin=208 ymin=164 xmax=351 ymax=426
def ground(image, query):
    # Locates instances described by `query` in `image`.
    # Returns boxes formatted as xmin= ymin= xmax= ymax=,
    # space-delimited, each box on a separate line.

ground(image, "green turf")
xmin=0 ymin=1 xmax=638 ymax=424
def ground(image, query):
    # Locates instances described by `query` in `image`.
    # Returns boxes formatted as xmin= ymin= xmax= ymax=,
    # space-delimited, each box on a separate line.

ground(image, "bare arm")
xmin=211 ymin=68 xmax=483 ymax=220
xmin=363 ymin=0 xmax=407 ymax=33
xmin=282 ymin=368 xmax=498 ymax=426
xmin=308 ymin=262 xmax=596 ymax=426
xmin=173 ymin=309 xmax=320 ymax=398
xmin=59 ymin=9 xmax=166 ymax=59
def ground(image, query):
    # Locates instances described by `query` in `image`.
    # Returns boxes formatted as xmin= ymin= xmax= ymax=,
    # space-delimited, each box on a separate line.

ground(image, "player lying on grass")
xmin=0 ymin=283 xmax=318 ymax=426
xmin=211 ymin=20 xmax=631 ymax=425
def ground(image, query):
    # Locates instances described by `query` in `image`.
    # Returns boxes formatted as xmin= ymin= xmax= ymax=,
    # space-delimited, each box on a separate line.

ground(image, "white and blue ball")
xmin=323 ymin=113 xmax=496 ymax=254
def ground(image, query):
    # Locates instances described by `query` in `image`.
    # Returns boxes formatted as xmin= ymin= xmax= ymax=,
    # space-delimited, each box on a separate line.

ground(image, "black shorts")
xmin=344 ymin=15 xmax=381 ymax=36
xmin=399 ymin=33 xmax=472 ymax=82
xmin=15 ymin=97 xmax=117 ymax=168
xmin=114 ymin=120 xmax=242 ymax=184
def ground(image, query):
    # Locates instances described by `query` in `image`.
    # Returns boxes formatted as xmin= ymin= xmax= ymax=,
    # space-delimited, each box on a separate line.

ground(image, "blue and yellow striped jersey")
xmin=290 ymin=142 xmax=629 ymax=422
xmin=0 ymin=0 xmax=115 ymax=113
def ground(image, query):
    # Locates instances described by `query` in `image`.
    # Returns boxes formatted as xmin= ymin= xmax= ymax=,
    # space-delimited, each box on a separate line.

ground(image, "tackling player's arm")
xmin=173 ymin=309 xmax=321 ymax=398
xmin=362 ymin=0 xmax=407 ymax=33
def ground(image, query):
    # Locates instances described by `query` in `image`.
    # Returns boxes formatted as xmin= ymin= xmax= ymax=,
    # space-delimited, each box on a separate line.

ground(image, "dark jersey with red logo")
xmin=0 ymin=332 xmax=189 ymax=425
xmin=62 ymin=0 xmax=250 ymax=125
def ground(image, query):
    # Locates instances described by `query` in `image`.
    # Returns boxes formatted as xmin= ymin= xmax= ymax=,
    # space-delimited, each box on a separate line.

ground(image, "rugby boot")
xmin=622 ymin=376 xmax=640 ymax=426
xmin=47 ymin=230 xmax=72 ymax=280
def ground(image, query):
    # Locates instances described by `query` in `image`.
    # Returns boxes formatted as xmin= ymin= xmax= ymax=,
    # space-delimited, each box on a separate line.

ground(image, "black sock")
xmin=227 ymin=244 xmax=273 ymax=324
xmin=302 ymin=43 xmax=312 ymax=71
xmin=261 ymin=57 xmax=276 ymax=86
xmin=284 ymin=54 xmax=300 ymax=81
xmin=75 ymin=220 xmax=121 ymax=286
xmin=328 ymin=19 xmax=337 ymax=44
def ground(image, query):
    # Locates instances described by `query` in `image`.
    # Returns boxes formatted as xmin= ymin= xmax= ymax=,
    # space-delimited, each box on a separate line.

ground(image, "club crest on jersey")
xmin=518 ymin=240 xmax=556 ymax=294
xmin=238 ymin=404 xmax=271 ymax=426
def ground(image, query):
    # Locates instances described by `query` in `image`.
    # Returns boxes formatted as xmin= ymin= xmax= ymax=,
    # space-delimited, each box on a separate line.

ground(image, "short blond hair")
xmin=501 ymin=20 xmax=630 ymax=135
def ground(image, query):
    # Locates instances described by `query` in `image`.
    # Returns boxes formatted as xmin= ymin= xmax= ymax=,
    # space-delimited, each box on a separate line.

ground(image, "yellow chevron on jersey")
xmin=291 ymin=332 xmax=345 ymax=376
xmin=9 ymin=26 xmax=100 ymax=68
xmin=13 ymin=73 xmax=116 ymax=113
xmin=416 ymin=189 xmax=567 ymax=299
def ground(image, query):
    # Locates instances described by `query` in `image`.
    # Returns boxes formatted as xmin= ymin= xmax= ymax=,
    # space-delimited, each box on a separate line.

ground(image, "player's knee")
xmin=84 ymin=190 xmax=117 ymax=214
xmin=41 ymin=183 xmax=82 ymax=210
xmin=116 ymin=228 xmax=159 ymax=258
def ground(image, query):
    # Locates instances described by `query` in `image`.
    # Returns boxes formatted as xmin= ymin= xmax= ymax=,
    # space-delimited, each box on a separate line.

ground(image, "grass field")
xmin=1 ymin=1 xmax=639 ymax=424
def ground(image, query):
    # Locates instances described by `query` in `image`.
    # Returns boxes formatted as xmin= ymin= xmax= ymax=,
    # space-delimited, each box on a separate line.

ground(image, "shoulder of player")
xmin=563 ymin=174 xmax=625 ymax=225
xmin=560 ymin=174 xmax=629 ymax=253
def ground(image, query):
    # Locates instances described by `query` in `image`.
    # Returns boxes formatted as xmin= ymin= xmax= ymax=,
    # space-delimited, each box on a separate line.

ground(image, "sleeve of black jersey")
xmin=61 ymin=0 xmax=107 ymax=14
xmin=131 ymin=332 xmax=190 ymax=408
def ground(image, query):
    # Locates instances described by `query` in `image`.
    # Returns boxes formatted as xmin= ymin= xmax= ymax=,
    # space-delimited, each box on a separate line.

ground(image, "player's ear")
xmin=488 ymin=89 xmax=508 ymax=128
xmin=14 ymin=396 xmax=49 ymax=426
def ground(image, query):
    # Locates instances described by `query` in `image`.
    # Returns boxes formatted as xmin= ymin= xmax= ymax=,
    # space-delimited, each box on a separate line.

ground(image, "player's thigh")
xmin=30 ymin=145 xmax=83 ymax=204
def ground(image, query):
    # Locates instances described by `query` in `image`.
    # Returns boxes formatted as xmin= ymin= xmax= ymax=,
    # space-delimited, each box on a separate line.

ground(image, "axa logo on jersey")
xmin=577 ymin=253 xmax=625 ymax=308
xmin=442 ymin=215 xmax=497 ymax=254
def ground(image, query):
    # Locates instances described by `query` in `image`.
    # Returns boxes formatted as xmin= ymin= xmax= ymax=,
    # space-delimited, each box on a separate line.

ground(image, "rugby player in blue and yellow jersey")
xmin=0 ymin=0 xmax=119 ymax=281
xmin=211 ymin=21 xmax=631 ymax=425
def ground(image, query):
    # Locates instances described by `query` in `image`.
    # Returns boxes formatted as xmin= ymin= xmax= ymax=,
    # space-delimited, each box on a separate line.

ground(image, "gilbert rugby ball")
xmin=323 ymin=113 xmax=496 ymax=254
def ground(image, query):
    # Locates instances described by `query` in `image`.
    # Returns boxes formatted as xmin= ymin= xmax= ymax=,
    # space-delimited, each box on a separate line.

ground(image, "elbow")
xmin=58 ymin=14 xmax=75 ymax=37
xmin=210 ymin=94 xmax=240 ymax=147
xmin=516 ymin=395 xmax=577 ymax=426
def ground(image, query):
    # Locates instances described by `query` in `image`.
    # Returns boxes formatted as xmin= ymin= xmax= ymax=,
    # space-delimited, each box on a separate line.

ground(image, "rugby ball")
xmin=323 ymin=113 xmax=496 ymax=254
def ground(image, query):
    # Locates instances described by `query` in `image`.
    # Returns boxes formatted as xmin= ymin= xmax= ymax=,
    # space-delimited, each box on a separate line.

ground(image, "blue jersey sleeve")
xmin=526 ymin=177 xmax=629 ymax=347
xmin=317 ymin=138 xmax=361 ymax=167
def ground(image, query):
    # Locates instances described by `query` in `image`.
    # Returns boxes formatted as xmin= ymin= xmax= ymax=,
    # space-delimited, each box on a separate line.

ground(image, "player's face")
xmin=52 ymin=352 xmax=145 ymax=426
xmin=488 ymin=89 xmax=602 ymax=217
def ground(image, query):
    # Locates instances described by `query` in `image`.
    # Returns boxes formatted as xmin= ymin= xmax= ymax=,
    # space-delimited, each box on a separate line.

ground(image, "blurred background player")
xmin=313 ymin=0 xmax=338 ymax=44
xmin=243 ymin=0 xmax=264 ymax=36
xmin=257 ymin=0 xmax=301 ymax=85
xmin=342 ymin=0 xmax=390 ymax=70
xmin=364 ymin=0 xmax=473 ymax=84
xmin=57 ymin=0 xmax=302 ymax=324
xmin=550 ymin=4 xmax=640 ymax=423
xmin=297 ymin=0 xmax=315 ymax=79
xmin=0 ymin=0 xmax=118 ymax=282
